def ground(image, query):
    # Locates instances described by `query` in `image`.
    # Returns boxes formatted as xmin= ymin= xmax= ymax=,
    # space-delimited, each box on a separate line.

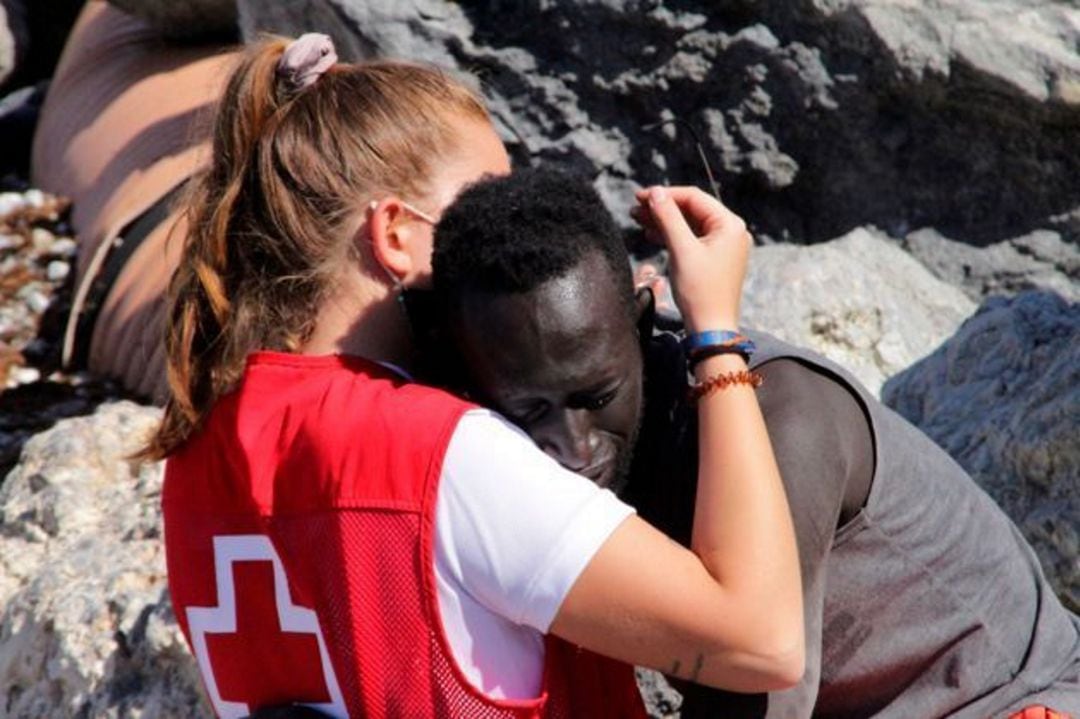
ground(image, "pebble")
xmin=31 ymin=228 xmax=55 ymax=253
xmin=46 ymin=261 xmax=70 ymax=282
xmin=9 ymin=366 xmax=41 ymax=387
xmin=23 ymin=189 xmax=46 ymax=209
xmin=25 ymin=291 xmax=50 ymax=314
xmin=0 ymin=234 xmax=21 ymax=251
xmin=0 ymin=192 xmax=24 ymax=218
xmin=50 ymin=238 xmax=77 ymax=257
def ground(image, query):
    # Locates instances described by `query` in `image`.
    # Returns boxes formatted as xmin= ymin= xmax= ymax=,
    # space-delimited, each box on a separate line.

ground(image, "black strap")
xmin=71 ymin=182 xmax=188 ymax=368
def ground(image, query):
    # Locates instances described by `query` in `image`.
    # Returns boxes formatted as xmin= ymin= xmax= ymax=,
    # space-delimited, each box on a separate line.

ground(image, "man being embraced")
xmin=427 ymin=168 xmax=1080 ymax=718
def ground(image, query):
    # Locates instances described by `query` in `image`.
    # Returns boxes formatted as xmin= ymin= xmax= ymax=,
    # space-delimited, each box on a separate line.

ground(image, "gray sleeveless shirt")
xmin=628 ymin=329 xmax=1080 ymax=717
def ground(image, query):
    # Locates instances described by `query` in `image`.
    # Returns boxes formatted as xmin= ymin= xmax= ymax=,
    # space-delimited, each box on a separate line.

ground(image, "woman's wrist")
xmin=692 ymin=352 xmax=749 ymax=380
xmin=684 ymin=314 xmax=739 ymax=335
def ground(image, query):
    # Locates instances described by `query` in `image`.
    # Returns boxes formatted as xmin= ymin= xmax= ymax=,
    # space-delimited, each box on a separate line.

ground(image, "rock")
xmin=883 ymin=292 xmax=1080 ymax=612
xmin=636 ymin=668 xmax=681 ymax=719
xmin=106 ymin=0 xmax=238 ymax=42
xmin=49 ymin=236 xmax=76 ymax=257
xmin=5 ymin=364 xmax=36 ymax=386
xmin=0 ymin=190 xmax=24 ymax=217
xmin=22 ymin=288 xmax=47 ymax=313
xmin=239 ymin=0 xmax=474 ymax=72
xmin=904 ymin=228 xmax=1080 ymax=303
xmin=0 ymin=0 xmax=28 ymax=89
xmin=21 ymin=187 xmax=42 ymax=208
xmin=29 ymin=226 xmax=52 ymax=251
xmin=45 ymin=259 xmax=68 ymax=282
xmin=834 ymin=0 xmax=1080 ymax=104
xmin=0 ymin=402 xmax=205 ymax=718
xmin=741 ymin=227 xmax=976 ymax=395
xmin=238 ymin=0 xmax=1080 ymax=245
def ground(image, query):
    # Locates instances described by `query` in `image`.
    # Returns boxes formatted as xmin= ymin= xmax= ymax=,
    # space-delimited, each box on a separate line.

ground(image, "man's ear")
xmin=634 ymin=286 xmax=655 ymax=339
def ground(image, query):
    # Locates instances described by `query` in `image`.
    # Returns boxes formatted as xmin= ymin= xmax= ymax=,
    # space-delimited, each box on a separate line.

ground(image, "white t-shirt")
xmin=434 ymin=408 xmax=635 ymax=700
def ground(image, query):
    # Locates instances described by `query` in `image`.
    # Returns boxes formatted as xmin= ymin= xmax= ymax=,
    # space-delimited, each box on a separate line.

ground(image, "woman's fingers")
xmin=642 ymin=186 xmax=698 ymax=251
xmin=632 ymin=185 xmax=750 ymax=332
xmin=635 ymin=186 xmax=742 ymax=242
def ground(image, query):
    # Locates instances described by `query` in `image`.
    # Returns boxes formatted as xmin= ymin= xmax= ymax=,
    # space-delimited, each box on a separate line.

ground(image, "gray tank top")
xmin=751 ymin=330 xmax=1080 ymax=717
xmin=631 ymin=329 xmax=1080 ymax=717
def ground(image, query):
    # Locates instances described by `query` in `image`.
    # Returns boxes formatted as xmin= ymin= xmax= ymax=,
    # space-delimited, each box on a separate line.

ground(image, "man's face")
xmin=451 ymin=252 xmax=645 ymax=493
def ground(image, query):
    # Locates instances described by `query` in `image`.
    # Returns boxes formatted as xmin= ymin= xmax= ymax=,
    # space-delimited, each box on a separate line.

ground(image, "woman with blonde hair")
xmin=147 ymin=31 xmax=802 ymax=719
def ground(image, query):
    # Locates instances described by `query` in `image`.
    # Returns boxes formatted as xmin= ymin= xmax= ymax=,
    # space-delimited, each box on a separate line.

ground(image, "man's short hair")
xmin=433 ymin=167 xmax=634 ymax=316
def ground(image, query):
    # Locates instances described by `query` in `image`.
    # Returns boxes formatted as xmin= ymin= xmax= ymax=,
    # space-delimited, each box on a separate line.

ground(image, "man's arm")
xmin=681 ymin=356 xmax=874 ymax=717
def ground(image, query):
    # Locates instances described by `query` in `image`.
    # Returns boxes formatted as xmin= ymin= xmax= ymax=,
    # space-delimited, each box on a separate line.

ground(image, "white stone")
xmin=741 ymin=227 xmax=977 ymax=396
xmin=30 ymin=228 xmax=54 ymax=252
xmin=24 ymin=291 xmax=49 ymax=314
xmin=45 ymin=261 xmax=69 ymax=282
xmin=49 ymin=237 xmax=77 ymax=257
xmin=21 ymin=189 xmax=45 ymax=209
xmin=0 ymin=192 xmax=24 ymax=218
xmin=8 ymin=366 xmax=39 ymax=386
xmin=0 ymin=403 xmax=207 ymax=717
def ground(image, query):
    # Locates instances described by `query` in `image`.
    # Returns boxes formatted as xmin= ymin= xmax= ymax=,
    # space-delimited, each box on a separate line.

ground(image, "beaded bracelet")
xmin=687 ymin=370 xmax=764 ymax=403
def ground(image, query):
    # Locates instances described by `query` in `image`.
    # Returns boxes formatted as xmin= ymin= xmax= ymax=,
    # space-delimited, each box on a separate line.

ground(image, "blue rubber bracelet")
xmin=683 ymin=330 xmax=743 ymax=352
xmin=682 ymin=330 xmax=756 ymax=362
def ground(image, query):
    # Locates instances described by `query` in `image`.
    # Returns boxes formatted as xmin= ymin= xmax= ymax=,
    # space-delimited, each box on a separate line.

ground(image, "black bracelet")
xmin=687 ymin=343 xmax=752 ymax=371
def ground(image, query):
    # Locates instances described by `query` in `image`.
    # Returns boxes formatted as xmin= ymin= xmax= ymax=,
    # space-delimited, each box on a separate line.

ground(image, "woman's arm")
xmin=549 ymin=187 xmax=804 ymax=692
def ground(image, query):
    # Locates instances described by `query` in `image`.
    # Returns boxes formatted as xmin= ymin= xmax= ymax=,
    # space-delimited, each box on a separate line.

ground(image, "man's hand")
xmin=631 ymin=186 xmax=751 ymax=333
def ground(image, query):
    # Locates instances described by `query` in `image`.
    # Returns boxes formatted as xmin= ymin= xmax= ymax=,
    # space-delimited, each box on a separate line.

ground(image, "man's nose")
xmin=538 ymin=409 xmax=597 ymax=472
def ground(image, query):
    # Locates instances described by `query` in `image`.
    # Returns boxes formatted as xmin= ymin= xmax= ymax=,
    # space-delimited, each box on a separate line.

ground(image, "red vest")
xmin=164 ymin=352 xmax=644 ymax=718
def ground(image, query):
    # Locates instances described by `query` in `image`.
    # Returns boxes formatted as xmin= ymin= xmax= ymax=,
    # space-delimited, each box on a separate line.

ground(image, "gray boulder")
xmin=904 ymin=228 xmax=1080 ymax=303
xmin=238 ymin=0 xmax=469 ymax=67
xmin=0 ymin=0 xmax=28 ymax=89
xmin=742 ymin=227 xmax=976 ymax=396
xmin=237 ymin=0 xmax=1080 ymax=246
xmin=0 ymin=402 xmax=205 ymax=718
xmin=883 ymin=291 xmax=1080 ymax=612
xmin=107 ymin=0 xmax=238 ymax=41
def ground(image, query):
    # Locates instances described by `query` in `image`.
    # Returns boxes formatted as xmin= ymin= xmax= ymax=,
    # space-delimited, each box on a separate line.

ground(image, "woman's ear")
xmin=366 ymin=198 xmax=434 ymax=285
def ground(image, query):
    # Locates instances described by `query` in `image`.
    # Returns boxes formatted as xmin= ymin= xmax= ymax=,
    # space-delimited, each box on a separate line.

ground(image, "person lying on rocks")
xmin=425 ymin=167 xmax=1080 ymax=719
xmin=31 ymin=0 xmax=240 ymax=399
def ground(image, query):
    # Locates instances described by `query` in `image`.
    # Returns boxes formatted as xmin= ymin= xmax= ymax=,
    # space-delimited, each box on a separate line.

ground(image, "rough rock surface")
xmin=883 ymin=292 xmax=1080 ymax=612
xmin=0 ymin=184 xmax=125 ymax=480
xmin=0 ymin=402 xmax=205 ymax=718
xmin=741 ymin=227 xmax=976 ymax=395
xmin=239 ymin=0 xmax=1080 ymax=246
xmin=0 ymin=0 xmax=28 ymax=89
xmin=636 ymin=668 xmax=681 ymax=719
xmin=904 ymin=228 xmax=1080 ymax=303
xmin=106 ymin=0 xmax=238 ymax=42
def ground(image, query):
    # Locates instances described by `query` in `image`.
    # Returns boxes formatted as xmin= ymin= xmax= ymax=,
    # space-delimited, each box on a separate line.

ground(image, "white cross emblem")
xmin=186 ymin=534 xmax=348 ymax=718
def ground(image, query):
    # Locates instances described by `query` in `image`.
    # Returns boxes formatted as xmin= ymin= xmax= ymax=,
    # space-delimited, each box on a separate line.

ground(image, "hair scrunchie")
xmin=277 ymin=33 xmax=338 ymax=91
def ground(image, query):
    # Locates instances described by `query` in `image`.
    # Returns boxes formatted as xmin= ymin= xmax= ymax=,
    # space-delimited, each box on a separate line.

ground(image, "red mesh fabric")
xmin=545 ymin=637 xmax=647 ymax=718
xmin=273 ymin=510 xmax=563 ymax=718
xmin=164 ymin=356 xmax=645 ymax=717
